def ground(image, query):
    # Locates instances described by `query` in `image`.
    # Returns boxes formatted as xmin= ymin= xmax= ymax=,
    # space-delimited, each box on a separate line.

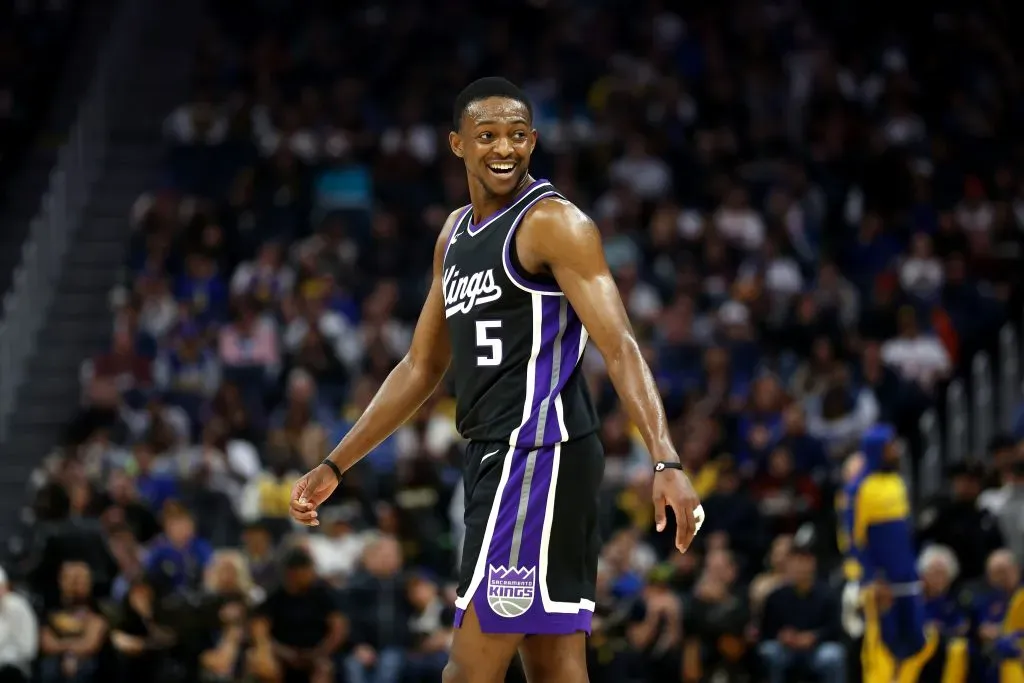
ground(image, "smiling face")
xmin=449 ymin=96 xmax=537 ymax=198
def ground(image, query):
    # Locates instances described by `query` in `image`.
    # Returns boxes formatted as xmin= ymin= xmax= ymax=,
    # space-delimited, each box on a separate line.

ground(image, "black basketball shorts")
xmin=453 ymin=432 xmax=604 ymax=635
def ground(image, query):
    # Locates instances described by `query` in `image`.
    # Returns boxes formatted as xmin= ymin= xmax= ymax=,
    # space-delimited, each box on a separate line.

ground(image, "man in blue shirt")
xmin=145 ymin=503 xmax=213 ymax=594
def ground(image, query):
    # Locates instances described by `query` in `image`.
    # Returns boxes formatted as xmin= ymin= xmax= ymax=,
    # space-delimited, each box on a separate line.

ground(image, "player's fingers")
xmin=675 ymin=501 xmax=697 ymax=553
xmin=654 ymin=496 xmax=668 ymax=532
xmin=289 ymin=499 xmax=318 ymax=525
xmin=290 ymin=477 xmax=309 ymax=504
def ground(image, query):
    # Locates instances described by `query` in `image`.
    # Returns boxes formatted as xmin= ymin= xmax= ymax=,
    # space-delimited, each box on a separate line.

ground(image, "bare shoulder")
xmin=526 ymin=195 xmax=594 ymax=231
xmin=520 ymin=196 xmax=600 ymax=262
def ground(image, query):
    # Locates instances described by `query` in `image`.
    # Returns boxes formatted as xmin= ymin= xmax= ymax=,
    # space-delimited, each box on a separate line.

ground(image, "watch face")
xmin=655 ymin=463 xmax=665 ymax=471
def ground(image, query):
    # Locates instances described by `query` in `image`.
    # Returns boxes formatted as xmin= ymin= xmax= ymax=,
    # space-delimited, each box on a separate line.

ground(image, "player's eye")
xmin=478 ymin=132 xmax=493 ymax=141
xmin=513 ymin=131 xmax=527 ymax=139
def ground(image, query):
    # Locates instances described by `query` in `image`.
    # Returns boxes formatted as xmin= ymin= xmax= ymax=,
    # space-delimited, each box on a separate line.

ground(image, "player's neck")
xmin=468 ymin=174 xmax=535 ymax=223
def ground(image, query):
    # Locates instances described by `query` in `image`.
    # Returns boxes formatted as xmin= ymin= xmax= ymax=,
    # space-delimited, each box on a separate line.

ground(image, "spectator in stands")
xmin=973 ymin=550 xmax=1022 ymax=679
xmin=104 ymin=470 xmax=160 ymax=545
xmin=127 ymin=441 xmax=178 ymax=514
xmin=918 ymin=545 xmax=968 ymax=637
xmin=196 ymin=551 xmax=264 ymax=681
xmin=994 ymin=458 xmax=1024 ymax=565
xmin=880 ymin=307 xmax=952 ymax=393
xmin=735 ymin=374 xmax=786 ymax=472
xmin=698 ymin=461 xmax=764 ymax=561
xmin=0 ymin=567 xmax=37 ymax=683
xmin=805 ymin=368 xmax=880 ymax=459
xmin=109 ymin=577 xmax=172 ymax=683
xmin=758 ymin=536 xmax=845 ymax=683
xmin=632 ymin=567 xmax=683 ymax=681
xmin=748 ymin=534 xmax=793 ymax=633
xmin=239 ymin=521 xmax=278 ymax=592
xmin=241 ymin=461 xmax=299 ymax=541
xmin=267 ymin=369 xmax=330 ymax=471
xmin=918 ymin=462 xmax=1004 ymax=582
xmin=749 ymin=447 xmax=822 ymax=537
xmin=403 ymin=571 xmax=453 ymax=683
xmin=857 ymin=340 xmax=914 ymax=426
xmin=899 ymin=233 xmax=945 ymax=301
xmin=256 ymin=547 xmax=344 ymax=683
xmin=790 ymin=336 xmax=839 ymax=401
xmin=344 ymin=536 xmax=409 ymax=683
xmin=589 ymin=559 xmax=648 ymax=683
xmin=38 ymin=562 xmax=107 ymax=683
xmin=136 ymin=274 xmax=179 ymax=341
xmin=84 ymin=326 xmax=152 ymax=399
xmin=231 ymin=241 xmax=295 ymax=306
xmin=218 ymin=296 xmax=281 ymax=380
xmin=153 ymin=322 xmax=221 ymax=412
xmin=305 ymin=504 xmax=369 ymax=586
xmin=683 ymin=547 xmax=749 ymax=681
xmin=174 ymin=252 xmax=228 ymax=325
xmin=145 ymin=504 xmax=213 ymax=594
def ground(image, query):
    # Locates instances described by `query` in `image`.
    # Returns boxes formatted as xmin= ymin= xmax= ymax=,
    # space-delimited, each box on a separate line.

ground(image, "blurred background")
xmin=0 ymin=0 xmax=1023 ymax=682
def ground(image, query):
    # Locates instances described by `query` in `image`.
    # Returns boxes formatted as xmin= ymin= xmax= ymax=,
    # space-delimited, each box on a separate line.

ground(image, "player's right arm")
xmin=289 ymin=209 xmax=461 ymax=526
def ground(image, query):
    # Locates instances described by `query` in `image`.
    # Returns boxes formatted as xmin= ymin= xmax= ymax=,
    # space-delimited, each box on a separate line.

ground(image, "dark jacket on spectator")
xmin=344 ymin=572 xmax=411 ymax=650
xmin=760 ymin=581 xmax=841 ymax=644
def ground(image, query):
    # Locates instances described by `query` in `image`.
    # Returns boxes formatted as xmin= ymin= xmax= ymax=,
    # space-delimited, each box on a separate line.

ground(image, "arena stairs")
xmin=0 ymin=0 xmax=122 ymax=302
xmin=0 ymin=0 xmax=204 ymax=541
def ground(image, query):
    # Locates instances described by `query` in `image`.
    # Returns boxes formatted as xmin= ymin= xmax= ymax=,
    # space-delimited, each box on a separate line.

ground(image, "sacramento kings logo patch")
xmin=487 ymin=565 xmax=536 ymax=617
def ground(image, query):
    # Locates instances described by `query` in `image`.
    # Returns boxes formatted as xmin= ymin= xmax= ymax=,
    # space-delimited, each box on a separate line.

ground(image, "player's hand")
xmin=289 ymin=464 xmax=340 ymax=527
xmin=652 ymin=465 xmax=702 ymax=553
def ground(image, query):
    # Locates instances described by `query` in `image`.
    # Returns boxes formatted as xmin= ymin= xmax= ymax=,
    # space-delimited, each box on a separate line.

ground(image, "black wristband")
xmin=320 ymin=459 xmax=343 ymax=484
xmin=654 ymin=461 xmax=683 ymax=473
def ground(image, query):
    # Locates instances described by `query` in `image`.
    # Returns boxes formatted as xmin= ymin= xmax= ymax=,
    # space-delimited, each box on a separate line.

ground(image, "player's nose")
xmin=494 ymin=136 xmax=514 ymax=156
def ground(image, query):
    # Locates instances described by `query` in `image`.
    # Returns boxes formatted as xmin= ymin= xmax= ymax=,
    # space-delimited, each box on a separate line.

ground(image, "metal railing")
xmin=918 ymin=318 xmax=1023 ymax=501
xmin=0 ymin=0 xmax=149 ymax=442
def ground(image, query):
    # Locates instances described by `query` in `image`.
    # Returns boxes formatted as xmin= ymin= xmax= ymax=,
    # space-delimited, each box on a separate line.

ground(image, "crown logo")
xmin=487 ymin=564 xmax=536 ymax=618
xmin=488 ymin=565 xmax=537 ymax=581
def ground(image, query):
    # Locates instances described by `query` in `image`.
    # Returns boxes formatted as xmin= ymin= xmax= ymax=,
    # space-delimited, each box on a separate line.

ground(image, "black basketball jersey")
xmin=442 ymin=178 xmax=600 ymax=447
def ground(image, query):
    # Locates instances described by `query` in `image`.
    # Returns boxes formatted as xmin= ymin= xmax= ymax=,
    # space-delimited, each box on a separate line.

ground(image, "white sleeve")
xmin=239 ymin=479 xmax=262 ymax=523
xmin=11 ymin=595 xmax=38 ymax=661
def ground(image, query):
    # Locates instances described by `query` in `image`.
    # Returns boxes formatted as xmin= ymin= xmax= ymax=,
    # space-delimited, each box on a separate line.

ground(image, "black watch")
xmin=654 ymin=461 xmax=683 ymax=473
xmin=320 ymin=459 xmax=343 ymax=484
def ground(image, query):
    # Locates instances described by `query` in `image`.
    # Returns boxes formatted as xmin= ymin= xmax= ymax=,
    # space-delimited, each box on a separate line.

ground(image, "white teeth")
xmin=488 ymin=162 xmax=515 ymax=172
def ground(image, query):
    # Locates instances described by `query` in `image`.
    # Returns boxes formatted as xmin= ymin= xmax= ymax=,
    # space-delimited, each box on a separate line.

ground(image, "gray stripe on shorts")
xmin=508 ymin=298 xmax=567 ymax=567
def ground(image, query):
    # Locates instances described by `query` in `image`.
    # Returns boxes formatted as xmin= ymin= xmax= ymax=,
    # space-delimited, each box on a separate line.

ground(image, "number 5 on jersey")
xmin=475 ymin=320 xmax=502 ymax=367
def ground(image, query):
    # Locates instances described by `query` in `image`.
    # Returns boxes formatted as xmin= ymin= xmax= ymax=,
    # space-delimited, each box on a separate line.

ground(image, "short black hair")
xmin=452 ymin=77 xmax=533 ymax=131
xmin=281 ymin=546 xmax=314 ymax=570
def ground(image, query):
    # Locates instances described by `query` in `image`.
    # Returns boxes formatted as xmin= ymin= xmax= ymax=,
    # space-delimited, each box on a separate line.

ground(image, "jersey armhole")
xmin=442 ymin=205 xmax=473 ymax=265
xmin=501 ymin=191 xmax=565 ymax=296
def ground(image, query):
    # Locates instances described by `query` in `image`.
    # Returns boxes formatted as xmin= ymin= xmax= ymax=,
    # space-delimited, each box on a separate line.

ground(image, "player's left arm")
xmin=517 ymin=198 xmax=701 ymax=552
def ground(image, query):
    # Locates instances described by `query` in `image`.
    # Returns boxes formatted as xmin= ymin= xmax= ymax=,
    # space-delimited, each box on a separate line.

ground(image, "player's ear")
xmin=449 ymin=131 xmax=464 ymax=159
xmin=529 ymin=128 xmax=539 ymax=153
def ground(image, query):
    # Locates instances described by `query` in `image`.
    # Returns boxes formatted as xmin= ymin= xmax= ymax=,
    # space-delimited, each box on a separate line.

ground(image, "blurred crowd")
xmin=3 ymin=0 xmax=1024 ymax=682
xmin=0 ymin=0 xmax=80 ymax=190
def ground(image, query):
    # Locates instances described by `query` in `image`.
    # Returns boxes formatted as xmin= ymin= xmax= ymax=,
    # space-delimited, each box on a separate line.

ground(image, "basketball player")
xmin=289 ymin=77 xmax=702 ymax=683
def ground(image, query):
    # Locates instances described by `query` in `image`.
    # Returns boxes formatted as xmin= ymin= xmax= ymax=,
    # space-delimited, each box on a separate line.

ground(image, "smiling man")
xmin=289 ymin=77 xmax=702 ymax=683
